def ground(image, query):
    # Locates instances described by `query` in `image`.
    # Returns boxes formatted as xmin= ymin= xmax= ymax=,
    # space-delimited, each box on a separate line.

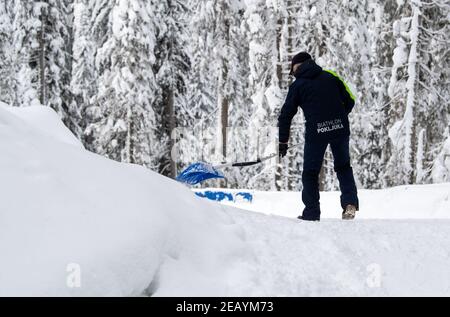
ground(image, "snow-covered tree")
xmin=386 ymin=1 xmax=421 ymax=184
xmin=152 ymin=0 xmax=191 ymax=178
xmin=35 ymin=0 xmax=72 ymax=120
xmin=386 ymin=0 xmax=449 ymax=185
xmin=355 ymin=0 xmax=397 ymax=189
xmin=9 ymin=0 xmax=41 ymax=108
xmin=87 ymin=0 xmax=159 ymax=167
xmin=243 ymin=0 xmax=284 ymax=190
xmin=174 ymin=0 xmax=218 ymax=183
xmin=432 ymin=128 xmax=450 ymax=183
xmin=70 ymin=0 xmax=96 ymax=141
xmin=416 ymin=0 xmax=450 ymax=184
xmin=0 ymin=1 xmax=13 ymax=104
xmin=212 ymin=0 xmax=250 ymax=187
xmin=2 ymin=0 xmax=450 ymax=190
xmin=179 ymin=0 xmax=250 ymax=188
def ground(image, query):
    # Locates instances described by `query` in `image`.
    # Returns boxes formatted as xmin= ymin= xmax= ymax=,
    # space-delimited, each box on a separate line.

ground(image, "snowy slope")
xmin=2 ymin=104 xmax=450 ymax=296
xmin=0 ymin=105 xmax=247 ymax=296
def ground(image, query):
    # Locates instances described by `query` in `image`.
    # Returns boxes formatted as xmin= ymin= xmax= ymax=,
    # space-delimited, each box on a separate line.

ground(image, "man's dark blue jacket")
xmin=278 ymin=59 xmax=355 ymax=143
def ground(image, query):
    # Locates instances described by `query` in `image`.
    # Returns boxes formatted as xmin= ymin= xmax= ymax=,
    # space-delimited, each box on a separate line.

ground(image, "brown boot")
xmin=342 ymin=204 xmax=357 ymax=220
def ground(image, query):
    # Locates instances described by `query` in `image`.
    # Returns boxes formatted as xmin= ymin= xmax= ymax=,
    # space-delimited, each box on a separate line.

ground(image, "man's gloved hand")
xmin=279 ymin=142 xmax=288 ymax=158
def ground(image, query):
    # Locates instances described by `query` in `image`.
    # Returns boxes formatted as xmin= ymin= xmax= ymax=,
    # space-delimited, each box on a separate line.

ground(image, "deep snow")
xmin=228 ymin=211 xmax=450 ymax=296
xmin=1 ymin=104 xmax=450 ymax=296
xmin=0 ymin=104 xmax=248 ymax=296
xmin=197 ymin=187 xmax=450 ymax=296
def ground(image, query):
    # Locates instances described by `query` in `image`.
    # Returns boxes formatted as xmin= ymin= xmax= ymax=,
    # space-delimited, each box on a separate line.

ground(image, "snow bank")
xmin=2 ymin=104 xmax=449 ymax=297
xmin=3 ymin=104 xmax=83 ymax=148
xmin=0 ymin=105 xmax=247 ymax=296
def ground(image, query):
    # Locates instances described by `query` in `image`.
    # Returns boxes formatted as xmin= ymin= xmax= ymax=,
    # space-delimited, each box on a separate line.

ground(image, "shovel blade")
xmin=176 ymin=162 xmax=225 ymax=185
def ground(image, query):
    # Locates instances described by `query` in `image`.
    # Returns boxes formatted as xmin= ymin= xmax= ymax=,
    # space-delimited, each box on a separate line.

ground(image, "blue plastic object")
xmin=195 ymin=191 xmax=234 ymax=202
xmin=235 ymin=192 xmax=253 ymax=203
xmin=176 ymin=162 xmax=225 ymax=185
xmin=194 ymin=191 xmax=253 ymax=203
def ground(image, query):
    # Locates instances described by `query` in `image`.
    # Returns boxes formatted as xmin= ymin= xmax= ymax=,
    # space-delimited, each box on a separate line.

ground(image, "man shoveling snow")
xmin=278 ymin=52 xmax=359 ymax=221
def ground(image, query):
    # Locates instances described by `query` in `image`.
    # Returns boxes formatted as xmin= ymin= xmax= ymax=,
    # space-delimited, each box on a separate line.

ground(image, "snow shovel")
xmin=176 ymin=143 xmax=301 ymax=185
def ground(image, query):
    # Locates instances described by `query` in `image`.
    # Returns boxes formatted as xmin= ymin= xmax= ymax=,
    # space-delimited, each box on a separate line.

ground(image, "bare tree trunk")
xmin=286 ymin=0 xmax=295 ymax=190
xmin=217 ymin=60 xmax=229 ymax=188
xmin=167 ymin=89 xmax=176 ymax=178
xmin=216 ymin=9 xmax=230 ymax=187
xmin=39 ymin=5 xmax=46 ymax=105
xmin=286 ymin=0 xmax=294 ymax=67
xmin=213 ymin=70 xmax=229 ymax=187
xmin=220 ymin=90 xmax=229 ymax=160
xmin=125 ymin=105 xmax=133 ymax=164
xmin=275 ymin=14 xmax=283 ymax=191
xmin=403 ymin=3 xmax=420 ymax=184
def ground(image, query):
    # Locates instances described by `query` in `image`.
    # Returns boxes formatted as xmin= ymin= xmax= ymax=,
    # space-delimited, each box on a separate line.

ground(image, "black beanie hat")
xmin=290 ymin=52 xmax=312 ymax=75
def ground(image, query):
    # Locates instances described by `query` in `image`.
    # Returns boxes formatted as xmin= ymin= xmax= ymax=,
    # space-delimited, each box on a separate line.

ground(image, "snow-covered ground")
xmin=197 ymin=187 xmax=450 ymax=296
xmin=0 ymin=104 xmax=247 ymax=296
xmin=1 ymin=104 xmax=450 ymax=296
xmin=198 ymin=184 xmax=450 ymax=219
xmin=227 ymin=211 xmax=450 ymax=296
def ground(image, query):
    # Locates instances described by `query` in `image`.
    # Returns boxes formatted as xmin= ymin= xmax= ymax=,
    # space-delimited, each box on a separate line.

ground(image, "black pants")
xmin=301 ymin=136 xmax=358 ymax=220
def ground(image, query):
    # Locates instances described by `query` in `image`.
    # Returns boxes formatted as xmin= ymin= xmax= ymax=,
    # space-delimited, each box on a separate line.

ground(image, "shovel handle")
xmin=231 ymin=159 xmax=261 ymax=167
xmin=216 ymin=143 xmax=301 ymax=169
